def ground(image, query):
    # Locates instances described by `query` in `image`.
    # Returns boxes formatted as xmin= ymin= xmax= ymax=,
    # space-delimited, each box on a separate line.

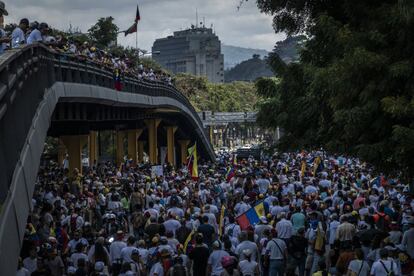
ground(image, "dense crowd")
xmin=16 ymin=149 xmax=414 ymax=276
xmin=0 ymin=5 xmax=172 ymax=86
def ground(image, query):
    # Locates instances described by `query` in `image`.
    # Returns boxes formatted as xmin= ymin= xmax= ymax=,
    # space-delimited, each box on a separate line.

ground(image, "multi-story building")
xmin=152 ymin=26 xmax=224 ymax=83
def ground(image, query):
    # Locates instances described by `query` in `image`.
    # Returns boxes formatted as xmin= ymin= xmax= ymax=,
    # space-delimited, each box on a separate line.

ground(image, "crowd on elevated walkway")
xmin=16 ymin=148 xmax=414 ymax=276
xmin=0 ymin=3 xmax=172 ymax=89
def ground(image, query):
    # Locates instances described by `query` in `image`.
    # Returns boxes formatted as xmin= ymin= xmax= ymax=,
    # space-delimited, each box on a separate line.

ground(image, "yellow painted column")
xmin=57 ymin=138 xmax=66 ymax=167
xmin=178 ymin=140 xmax=190 ymax=165
xmin=165 ymin=126 xmax=177 ymax=166
xmin=89 ymin=131 xmax=98 ymax=167
xmin=137 ymin=141 xmax=145 ymax=163
xmin=61 ymin=135 xmax=88 ymax=174
xmin=116 ymin=131 xmax=126 ymax=165
xmin=145 ymin=119 xmax=161 ymax=164
xmin=127 ymin=129 xmax=143 ymax=162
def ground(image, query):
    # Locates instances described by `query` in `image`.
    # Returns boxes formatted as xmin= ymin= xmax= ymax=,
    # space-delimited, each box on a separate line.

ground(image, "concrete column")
xmin=127 ymin=129 xmax=143 ymax=163
xmin=137 ymin=141 xmax=145 ymax=163
xmin=89 ymin=131 xmax=98 ymax=167
xmin=145 ymin=119 xmax=161 ymax=164
xmin=165 ymin=126 xmax=177 ymax=166
xmin=178 ymin=140 xmax=190 ymax=165
xmin=61 ymin=135 xmax=88 ymax=174
xmin=116 ymin=131 xmax=126 ymax=165
xmin=57 ymin=139 xmax=66 ymax=167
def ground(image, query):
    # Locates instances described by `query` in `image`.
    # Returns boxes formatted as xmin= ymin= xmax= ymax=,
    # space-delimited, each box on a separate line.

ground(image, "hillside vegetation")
xmin=174 ymin=74 xmax=257 ymax=112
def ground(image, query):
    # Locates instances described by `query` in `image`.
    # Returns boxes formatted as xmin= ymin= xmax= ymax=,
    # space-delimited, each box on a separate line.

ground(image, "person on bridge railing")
xmin=0 ymin=1 xmax=10 ymax=55
xmin=11 ymin=18 xmax=29 ymax=48
xmin=27 ymin=22 xmax=49 ymax=45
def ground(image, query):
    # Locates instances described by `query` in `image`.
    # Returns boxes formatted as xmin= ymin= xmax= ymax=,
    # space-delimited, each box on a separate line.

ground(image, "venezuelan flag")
xmin=187 ymin=143 xmax=198 ymax=180
xmin=236 ymin=202 xmax=266 ymax=230
xmin=226 ymin=167 xmax=235 ymax=182
xmin=300 ymin=160 xmax=306 ymax=177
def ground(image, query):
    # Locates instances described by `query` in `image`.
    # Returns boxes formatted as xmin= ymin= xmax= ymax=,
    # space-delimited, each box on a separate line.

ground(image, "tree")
xmin=174 ymin=74 xmax=257 ymax=112
xmin=88 ymin=17 xmax=119 ymax=48
xmin=253 ymin=0 xmax=414 ymax=178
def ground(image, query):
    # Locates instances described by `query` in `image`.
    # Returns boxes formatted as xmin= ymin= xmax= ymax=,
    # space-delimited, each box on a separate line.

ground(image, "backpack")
xmin=172 ymin=264 xmax=187 ymax=276
xmin=376 ymin=214 xmax=389 ymax=231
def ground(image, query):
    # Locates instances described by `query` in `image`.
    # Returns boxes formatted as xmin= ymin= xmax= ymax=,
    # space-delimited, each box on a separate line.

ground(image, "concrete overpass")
xmin=0 ymin=44 xmax=214 ymax=273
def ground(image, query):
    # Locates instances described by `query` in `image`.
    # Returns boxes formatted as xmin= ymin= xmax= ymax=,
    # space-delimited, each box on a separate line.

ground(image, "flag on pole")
xmin=183 ymin=229 xmax=194 ymax=253
xmin=218 ymin=205 xmax=226 ymax=237
xmin=124 ymin=4 xmax=141 ymax=37
xmin=135 ymin=4 xmax=141 ymax=22
xmin=300 ymin=160 xmax=306 ymax=177
xmin=187 ymin=143 xmax=198 ymax=180
xmin=312 ymin=156 xmax=324 ymax=176
xmin=124 ymin=23 xmax=137 ymax=37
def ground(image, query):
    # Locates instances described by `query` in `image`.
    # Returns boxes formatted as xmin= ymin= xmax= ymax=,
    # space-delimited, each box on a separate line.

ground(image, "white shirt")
xmin=149 ymin=261 xmax=164 ymax=276
xmin=328 ymin=220 xmax=340 ymax=244
xmin=0 ymin=28 xmax=7 ymax=54
xmin=257 ymin=178 xmax=270 ymax=194
xmin=236 ymin=241 xmax=258 ymax=261
xmin=370 ymin=259 xmax=399 ymax=276
xmin=23 ymin=257 xmax=37 ymax=274
xmin=265 ymin=238 xmax=286 ymax=260
xmin=110 ymin=240 xmax=127 ymax=263
xmin=27 ymin=29 xmax=43 ymax=44
xmin=234 ymin=202 xmax=250 ymax=216
xmin=16 ymin=267 xmax=30 ymax=276
xmin=239 ymin=260 xmax=258 ymax=276
xmin=208 ymin=250 xmax=229 ymax=276
xmin=276 ymin=218 xmax=293 ymax=239
xmin=11 ymin=27 xmax=25 ymax=48
xmin=70 ymin=252 xmax=88 ymax=268
xmin=120 ymin=246 xmax=138 ymax=264
xmin=163 ymin=219 xmax=181 ymax=235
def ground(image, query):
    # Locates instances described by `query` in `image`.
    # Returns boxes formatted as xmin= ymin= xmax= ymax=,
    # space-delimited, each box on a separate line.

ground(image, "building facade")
xmin=152 ymin=26 xmax=224 ymax=83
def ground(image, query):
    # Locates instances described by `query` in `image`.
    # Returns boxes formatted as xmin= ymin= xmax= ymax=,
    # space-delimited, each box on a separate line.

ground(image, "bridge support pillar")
xmin=138 ymin=141 xmax=145 ymax=163
xmin=165 ymin=126 xmax=177 ymax=167
xmin=61 ymin=135 xmax=88 ymax=174
xmin=145 ymin=119 xmax=161 ymax=164
xmin=116 ymin=131 xmax=126 ymax=165
xmin=127 ymin=129 xmax=143 ymax=163
xmin=89 ymin=131 xmax=98 ymax=167
xmin=178 ymin=140 xmax=190 ymax=166
xmin=58 ymin=139 xmax=66 ymax=167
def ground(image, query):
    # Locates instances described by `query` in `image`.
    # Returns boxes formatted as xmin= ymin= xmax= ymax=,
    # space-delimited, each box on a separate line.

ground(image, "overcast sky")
xmin=6 ymin=0 xmax=285 ymax=51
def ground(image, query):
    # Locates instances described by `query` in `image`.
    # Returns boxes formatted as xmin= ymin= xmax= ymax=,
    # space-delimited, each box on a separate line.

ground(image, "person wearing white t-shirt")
xmin=11 ymin=18 xmax=28 ymax=48
xmin=238 ymin=249 xmax=259 ymax=276
xmin=370 ymin=249 xmax=399 ymax=276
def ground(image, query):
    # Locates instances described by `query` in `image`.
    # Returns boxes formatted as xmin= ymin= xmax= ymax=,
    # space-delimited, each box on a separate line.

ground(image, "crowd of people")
xmin=16 ymin=149 xmax=414 ymax=276
xmin=0 ymin=2 xmax=172 ymax=86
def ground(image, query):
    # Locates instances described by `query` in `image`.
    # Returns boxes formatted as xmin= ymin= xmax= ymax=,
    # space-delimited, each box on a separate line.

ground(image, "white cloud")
xmin=5 ymin=0 xmax=284 ymax=51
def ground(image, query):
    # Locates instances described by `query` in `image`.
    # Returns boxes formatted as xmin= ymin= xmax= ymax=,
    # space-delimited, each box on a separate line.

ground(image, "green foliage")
xmin=224 ymin=54 xmax=273 ymax=82
xmin=254 ymin=0 xmax=414 ymax=177
xmin=88 ymin=17 xmax=119 ymax=48
xmin=174 ymin=74 xmax=257 ymax=112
